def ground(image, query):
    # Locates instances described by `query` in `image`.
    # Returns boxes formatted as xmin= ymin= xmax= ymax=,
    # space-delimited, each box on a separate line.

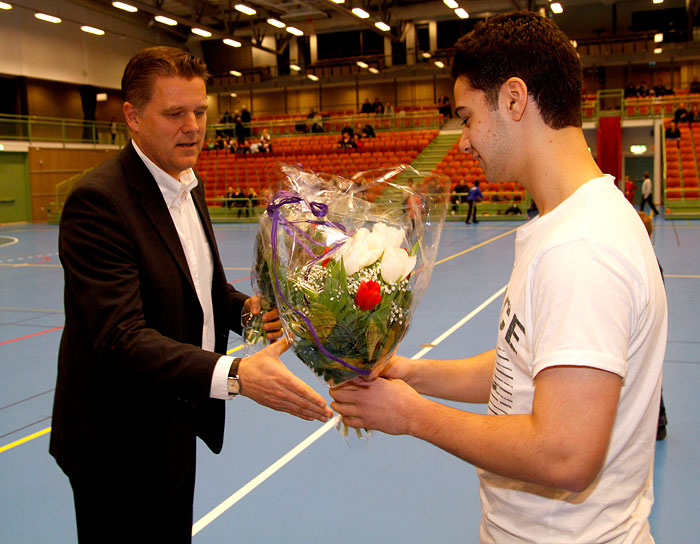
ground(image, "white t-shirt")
xmin=478 ymin=175 xmax=667 ymax=544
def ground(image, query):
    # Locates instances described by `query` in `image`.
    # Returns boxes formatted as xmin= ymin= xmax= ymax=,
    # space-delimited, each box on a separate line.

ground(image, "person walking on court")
xmin=331 ymin=12 xmax=667 ymax=544
xmin=50 ymin=46 xmax=331 ymax=544
xmin=640 ymin=171 xmax=659 ymax=216
xmin=465 ymin=179 xmax=483 ymax=224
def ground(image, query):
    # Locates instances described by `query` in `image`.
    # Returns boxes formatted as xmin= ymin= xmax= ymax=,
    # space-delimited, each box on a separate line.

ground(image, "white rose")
xmin=369 ymin=222 xmax=405 ymax=250
xmin=337 ymin=228 xmax=382 ymax=276
xmin=380 ymin=247 xmax=417 ymax=284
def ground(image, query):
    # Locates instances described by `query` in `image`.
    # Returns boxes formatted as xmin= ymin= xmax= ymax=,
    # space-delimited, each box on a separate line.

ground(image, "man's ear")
xmin=501 ymin=77 xmax=528 ymax=122
xmin=123 ymin=102 xmax=140 ymax=134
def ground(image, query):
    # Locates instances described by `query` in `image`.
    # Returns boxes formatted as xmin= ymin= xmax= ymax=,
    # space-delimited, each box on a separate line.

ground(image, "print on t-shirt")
xmin=488 ymin=293 xmax=524 ymax=415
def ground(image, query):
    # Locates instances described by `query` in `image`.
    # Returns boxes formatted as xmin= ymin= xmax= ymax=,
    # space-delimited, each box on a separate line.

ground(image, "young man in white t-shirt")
xmin=330 ymin=12 xmax=667 ymax=543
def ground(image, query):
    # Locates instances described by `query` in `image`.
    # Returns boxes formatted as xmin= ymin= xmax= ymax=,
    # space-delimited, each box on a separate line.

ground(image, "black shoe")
xmin=465 ymin=220 xmax=471 ymax=224
xmin=656 ymin=425 xmax=667 ymax=441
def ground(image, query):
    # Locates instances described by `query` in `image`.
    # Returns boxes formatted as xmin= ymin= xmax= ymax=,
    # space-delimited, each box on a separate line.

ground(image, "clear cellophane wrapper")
xmin=256 ymin=164 xmax=450 ymax=390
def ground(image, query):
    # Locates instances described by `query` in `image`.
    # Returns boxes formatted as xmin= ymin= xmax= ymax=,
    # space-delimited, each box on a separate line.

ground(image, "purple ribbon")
xmin=266 ymin=191 xmax=370 ymax=375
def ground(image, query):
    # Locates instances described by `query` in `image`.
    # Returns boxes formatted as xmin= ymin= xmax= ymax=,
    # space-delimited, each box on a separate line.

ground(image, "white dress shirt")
xmin=133 ymin=142 xmax=234 ymax=399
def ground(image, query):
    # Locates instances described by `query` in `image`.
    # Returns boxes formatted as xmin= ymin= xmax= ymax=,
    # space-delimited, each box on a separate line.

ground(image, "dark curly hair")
xmin=450 ymin=11 xmax=582 ymax=129
xmin=121 ymin=46 xmax=209 ymax=109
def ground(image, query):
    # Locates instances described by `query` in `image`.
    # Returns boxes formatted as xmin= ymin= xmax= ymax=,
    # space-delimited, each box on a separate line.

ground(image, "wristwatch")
xmin=227 ymin=357 xmax=242 ymax=397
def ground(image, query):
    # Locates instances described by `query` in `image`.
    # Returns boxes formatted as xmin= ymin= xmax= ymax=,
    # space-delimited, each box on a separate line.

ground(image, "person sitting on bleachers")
xmin=690 ymin=78 xmax=700 ymax=94
xmin=361 ymin=124 xmax=376 ymax=138
xmin=361 ymin=98 xmax=373 ymax=114
xmin=260 ymin=128 xmax=272 ymax=153
xmin=338 ymin=132 xmax=357 ymax=149
xmin=687 ymin=104 xmax=700 ymax=126
xmin=665 ymin=120 xmax=681 ymax=139
xmin=673 ymin=103 xmax=688 ymax=124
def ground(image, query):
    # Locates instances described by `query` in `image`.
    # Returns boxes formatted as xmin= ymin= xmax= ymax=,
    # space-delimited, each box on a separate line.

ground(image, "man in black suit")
xmin=50 ymin=46 xmax=331 ymax=543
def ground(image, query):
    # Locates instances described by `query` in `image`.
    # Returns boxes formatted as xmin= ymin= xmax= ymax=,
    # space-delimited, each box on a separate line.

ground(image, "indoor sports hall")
xmin=2 ymin=0 xmax=700 ymax=542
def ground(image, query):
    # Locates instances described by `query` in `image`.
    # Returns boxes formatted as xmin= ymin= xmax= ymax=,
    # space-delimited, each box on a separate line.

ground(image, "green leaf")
xmin=309 ymin=302 xmax=337 ymax=340
xmin=365 ymin=319 xmax=383 ymax=361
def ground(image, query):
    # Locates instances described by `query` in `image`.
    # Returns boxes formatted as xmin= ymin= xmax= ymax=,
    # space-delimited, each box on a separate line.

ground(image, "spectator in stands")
xmin=373 ymin=97 xmax=384 ymax=114
xmin=260 ymin=128 xmax=272 ymax=153
xmin=240 ymin=105 xmax=251 ymax=137
xmin=221 ymin=110 xmax=234 ymax=137
xmin=690 ymin=78 xmax=700 ymax=94
xmin=639 ymin=172 xmax=659 ymax=216
xmin=665 ymin=120 xmax=681 ymax=143
xmin=653 ymin=79 xmax=668 ymax=97
xmin=451 ymin=180 xmax=469 ymax=215
xmin=224 ymin=185 xmax=236 ymax=208
xmin=235 ymin=112 xmax=247 ymax=150
xmin=311 ymin=111 xmax=324 ymax=133
xmin=687 ymin=104 xmax=700 ymax=126
xmin=361 ymin=123 xmax=376 ymax=138
xmin=361 ymin=98 xmax=373 ymax=114
xmin=637 ymin=81 xmax=650 ymax=97
xmin=673 ymin=102 xmax=688 ymax=123
xmin=338 ymin=132 xmax=357 ymax=149
xmin=465 ymin=179 xmax=483 ymax=224
xmin=341 ymin=125 xmax=354 ymax=138
xmin=438 ymin=94 xmax=452 ymax=118
xmin=624 ymin=83 xmax=637 ymax=98
xmin=384 ymin=101 xmax=395 ymax=116
xmin=110 ymin=117 xmax=118 ymax=144
xmin=215 ymin=134 xmax=225 ymax=150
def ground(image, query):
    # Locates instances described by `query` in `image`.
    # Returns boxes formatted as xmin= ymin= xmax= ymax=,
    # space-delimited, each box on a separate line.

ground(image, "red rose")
xmin=355 ymin=280 xmax=381 ymax=310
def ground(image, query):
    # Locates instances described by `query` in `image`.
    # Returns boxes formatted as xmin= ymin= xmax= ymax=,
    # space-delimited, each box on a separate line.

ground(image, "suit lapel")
xmin=119 ymin=143 xmax=197 ymax=294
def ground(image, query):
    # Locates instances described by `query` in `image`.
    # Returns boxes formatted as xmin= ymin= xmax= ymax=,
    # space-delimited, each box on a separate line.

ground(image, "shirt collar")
xmin=132 ymin=141 xmax=199 ymax=209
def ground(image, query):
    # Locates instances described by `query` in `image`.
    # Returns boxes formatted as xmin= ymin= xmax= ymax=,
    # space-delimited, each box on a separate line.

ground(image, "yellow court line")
xmin=434 ymin=226 xmax=518 ymax=266
xmin=0 ymin=263 xmax=62 ymax=268
xmin=0 ymin=427 xmax=51 ymax=454
xmin=666 ymin=274 xmax=700 ymax=279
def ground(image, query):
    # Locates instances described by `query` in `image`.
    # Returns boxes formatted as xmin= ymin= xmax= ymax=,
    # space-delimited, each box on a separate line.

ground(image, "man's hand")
xmin=238 ymin=337 xmax=332 ymax=422
xmin=329 ymin=377 xmax=424 ymax=435
xmin=244 ymin=296 xmax=283 ymax=340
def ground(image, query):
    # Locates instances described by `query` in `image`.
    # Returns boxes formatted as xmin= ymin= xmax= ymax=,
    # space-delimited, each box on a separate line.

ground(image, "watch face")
xmin=228 ymin=376 xmax=240 ymax=395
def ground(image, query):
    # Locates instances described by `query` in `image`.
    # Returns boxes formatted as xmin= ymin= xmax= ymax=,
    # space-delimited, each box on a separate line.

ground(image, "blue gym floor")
xmin=1 ymin=214 xmax=698 ymax=542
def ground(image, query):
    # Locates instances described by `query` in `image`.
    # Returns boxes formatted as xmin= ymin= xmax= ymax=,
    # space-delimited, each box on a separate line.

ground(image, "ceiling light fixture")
xmin=35 ymin=13 xmax=62 ymax=23
xmin=307 ymin=74 xmax=319 ymax=81
xmin=422 ymin=52 xmax=432 ymax=58
xmin=290 ymin=64 xmax=302 ymax=71
xmin=375 ymin=22 xmax=390 ymax=32
xmin=223 ymin=38 xmax=242 ymax=47
xmin=356 ymin=61 xmax=369 ymax=68
xmin=443 ymin=0 xmax=458 ymax=8
xmin=154 ymin=15 xmax=177 ymax=26
xmin=0 ymin=2 xmax=13 ymax=10
xmin=330 ymin=0 xmax=345 ymax=3
xmin=230 ymin=93 xmax=237 ymax=97
xmin=81 ymin=25 xmax=105 ymax=35
xmin=267 ymin=18 xmax=286 ymax=28
xmin=454 ymin=8 xmax=469 ymax=19
xmin=654 ymin=47 xmax=662 ymax=54
xmin=229 ymin=70 xmax=242 ymax=77
xmin=550 ymin=2 xmax=563 ymax=14
xmin=192 ymin=28 xmax=212 ymax=37
xmin=653 ymin=0 xmax=663 ymax=4
xmin=434 ymin=60 xmax=445 ymax=68
xmin=654 ymin=33 xmax=663 ymax=43
xmin=368 ymin=67 xmax=379 ymax=74
xmin=352 ymin=8 xmax=370 ymax=19
xmin=112 ymin=2 xmax=137 ymax=12
xmin=286 ymin=26 xmax=304 ymax=36
xmin=235 ymin=4 xmax=256 ymax=16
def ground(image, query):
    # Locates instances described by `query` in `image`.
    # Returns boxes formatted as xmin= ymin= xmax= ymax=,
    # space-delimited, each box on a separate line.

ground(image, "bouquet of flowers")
xmin=253 ymin=164 xmax=449 ymax=386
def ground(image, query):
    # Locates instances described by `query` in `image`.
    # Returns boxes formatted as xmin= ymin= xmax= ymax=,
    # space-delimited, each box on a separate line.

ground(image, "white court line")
xmin=192 ymin=285 xmax=507 ymax=536
xmin=0 ymin=236 xmax=19 ymax=248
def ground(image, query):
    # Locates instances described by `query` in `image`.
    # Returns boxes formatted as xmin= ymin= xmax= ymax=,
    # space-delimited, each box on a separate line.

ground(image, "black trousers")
xmin=640 ymin=195 xmax=659 ymax=215
xmin=69 ymin=442 xmax=197 ymax=543
xmin=466 ymin=200 xmax=478 ymax=223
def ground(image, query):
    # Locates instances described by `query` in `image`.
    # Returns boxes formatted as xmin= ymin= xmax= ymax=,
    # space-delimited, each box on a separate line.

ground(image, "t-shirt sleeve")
xmin=529 ymin=239 xmax=640 ymax=379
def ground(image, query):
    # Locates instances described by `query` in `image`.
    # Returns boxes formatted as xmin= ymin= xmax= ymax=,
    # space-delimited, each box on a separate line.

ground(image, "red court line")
xmin=229 ymin=276 xmax=251 ymax=284
xmin=0 ymin=326 xmax=64 ymax=347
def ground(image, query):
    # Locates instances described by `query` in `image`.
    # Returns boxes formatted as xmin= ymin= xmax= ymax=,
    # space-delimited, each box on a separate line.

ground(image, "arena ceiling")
xmin=71 ymin=0 xmax=692 ymax=54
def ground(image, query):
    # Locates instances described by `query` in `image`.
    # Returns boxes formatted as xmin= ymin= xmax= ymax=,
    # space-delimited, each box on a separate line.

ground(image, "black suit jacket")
xmin=50 ymin=143 xmax=248 ymax=479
